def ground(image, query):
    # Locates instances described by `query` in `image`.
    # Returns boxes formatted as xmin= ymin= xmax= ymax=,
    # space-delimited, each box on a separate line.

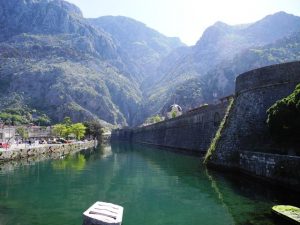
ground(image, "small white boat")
xmin=83 ymin=202 xmax=123 ymax=225
xmin=272 ymin=205 xmax=300 ymax=223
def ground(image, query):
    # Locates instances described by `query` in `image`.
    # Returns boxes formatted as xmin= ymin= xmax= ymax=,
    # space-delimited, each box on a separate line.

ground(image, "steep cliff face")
xmin=1 ymin=0 xmax=300 ymax=126
xmin=0 ymin=0 xmax=83 ymax=36
xmin=0 ymin=0 xmax=182 ymax=126
xmin=0 ymin=0 xmax=140 ymax=125
xmin=0 ymin=0 xmax=118 ymax=59
xmin=89 ymin=16 xmax=184 ymax=84
xmin=0 ymin=33 xmax=143 ymax=125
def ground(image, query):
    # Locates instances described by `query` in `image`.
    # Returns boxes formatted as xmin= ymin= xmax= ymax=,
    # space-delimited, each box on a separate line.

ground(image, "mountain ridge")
xmin=0 ymin=0 xmax=183 ymax=126
xmin=1 ymin=0 xmax=300 ymax=126
xmin=145 ymin=11 xmax=300 ymax=116
xmin=89 ymin=16 xmax=184 ymax=83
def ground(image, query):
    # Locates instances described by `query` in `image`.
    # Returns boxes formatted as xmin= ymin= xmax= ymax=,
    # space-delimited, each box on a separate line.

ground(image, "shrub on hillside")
xmin=267 ymin=83 xmax=300 ymax=144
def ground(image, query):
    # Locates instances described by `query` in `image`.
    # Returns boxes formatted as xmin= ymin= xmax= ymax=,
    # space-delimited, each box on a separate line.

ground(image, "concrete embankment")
xmin=0 ymin=141 xmax=96 ymax=162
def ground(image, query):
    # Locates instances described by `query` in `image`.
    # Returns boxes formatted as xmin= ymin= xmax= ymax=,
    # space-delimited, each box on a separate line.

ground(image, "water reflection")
xmin=99 ymin=145 xmax=113 ymax=159
xmin=0 ymin=143 xmax=299 ymax=225
xmin=0 ymin=147 xmax=96 ymax=173
xmin=207 ymin=170 xmax=300 ymax=225
xmin=52 ymin=154 xmax=86 ymax=171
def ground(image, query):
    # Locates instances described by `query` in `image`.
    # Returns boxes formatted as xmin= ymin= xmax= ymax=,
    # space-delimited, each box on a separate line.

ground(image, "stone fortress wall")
xmin=112 ymin=61 xmax=300 ymax=189
xmin=112 ymin=102 xmax=229 ymax=153
xmin=210 ymin=61 xmax=300 ymax=189
xmin=211 ymin=61 xmax=300 ymax=166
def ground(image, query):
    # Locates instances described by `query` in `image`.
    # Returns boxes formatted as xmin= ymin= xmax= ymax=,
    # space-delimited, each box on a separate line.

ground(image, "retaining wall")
xmin=239 ymin=151 xmax=300 ymax=190
xmin=0 ymin=141 xmax=96 ymax=162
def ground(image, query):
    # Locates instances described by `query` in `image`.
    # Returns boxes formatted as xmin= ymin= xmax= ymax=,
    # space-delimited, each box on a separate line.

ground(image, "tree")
xmin=172 ymin=111 xmax=177 ymax=118
xmin=267 ymin=83 xmax=300 ymax=144
xmin=84 ymin=120 xmax=103 ymax=140
xmin=63 ymin=117 xmax=72 ymax=127
xmin=34 ymin=114 xmax=51 ymax=126
xmin=60 ymin=117 xmax=74 ymax=138
xmin=70 ymin=123 xmax=86 ymax=140
xmin=16 ymin=127 xmax=29 ymax=140
xmin=52 ymin=124 xmax=67 ymax=138
xmin=145 ymin=115 xmax=163 ymax=124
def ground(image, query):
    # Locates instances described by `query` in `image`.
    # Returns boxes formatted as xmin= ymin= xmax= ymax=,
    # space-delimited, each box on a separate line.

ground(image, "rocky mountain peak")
xmin=244 ymin=11 xmax=300 ymax=44
xmin=213 ymin=21 xmax=230 ymax=29
xmin=195 ymin=11 xmax=300 ymax=47
xmin=0 ymin=0 xmax=84 ymax=38
xmin=195 ymin=21 xmax=233 ymax=47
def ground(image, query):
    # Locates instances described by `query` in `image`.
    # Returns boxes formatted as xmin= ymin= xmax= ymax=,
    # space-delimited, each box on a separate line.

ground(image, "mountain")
xmin=203 ymin=31 xmax=300 ymax=100
xmin=0 ymin=0 xmax=183 ymax=126
xmin=0 ymin=0 xmax=118 ymax=59
xmin=89 ymin=16 xmax=184 ymax=84
xmin=0 ymin=33 xmax=141 ymax=125
xmin=152 ymin=31 xmax=300 ymax=113
xmin=146 ymin=12 xmax=300 ymax=115
xmin=1 ymin=0 xmax=300 ymax=127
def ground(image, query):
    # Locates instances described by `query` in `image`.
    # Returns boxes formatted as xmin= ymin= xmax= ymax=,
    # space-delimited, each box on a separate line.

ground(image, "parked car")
xmin=0 ymin=142 xmax=10 ymax=149
xmin=48 ymin=140 xmax=59 ymax=144
xmin=39 ymin=140 xmax=47 ymax=144
xmin=57 ymin=138 xmax=71 ymax=144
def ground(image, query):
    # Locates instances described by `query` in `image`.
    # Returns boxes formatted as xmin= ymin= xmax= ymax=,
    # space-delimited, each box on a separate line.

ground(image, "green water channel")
xmin=0 ymin=143 xmax=299 ymax=225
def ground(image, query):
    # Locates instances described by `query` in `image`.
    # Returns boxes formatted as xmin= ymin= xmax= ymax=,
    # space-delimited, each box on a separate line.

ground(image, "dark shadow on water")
xmin=208 ymin=170 xmax=300 ymax=225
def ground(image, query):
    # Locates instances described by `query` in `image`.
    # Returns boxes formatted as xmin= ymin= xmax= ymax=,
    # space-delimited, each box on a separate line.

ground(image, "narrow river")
xmin=0 ymin=143 xmax=298 ymax=225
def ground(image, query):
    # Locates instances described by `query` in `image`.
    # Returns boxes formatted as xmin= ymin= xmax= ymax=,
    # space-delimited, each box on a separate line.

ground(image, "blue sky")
xmin=67 ymin=0 xmax=300 ymax=45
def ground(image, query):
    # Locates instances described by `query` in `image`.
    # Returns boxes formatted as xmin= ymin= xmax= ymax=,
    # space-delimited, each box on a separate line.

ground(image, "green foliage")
xmin=0 ymin=112 xmax=28 ymax=125
xmin=52 ymin=119 xmax=86 ymax=140
xmin=84 ymin=120 xmax=103 ymax=140
xmin=52 ymin=124 xmax=68 ymax=138
xmin=145 ymin=115 xmax=163 ymax=124
xmin=16 ymin=127 xmax=29 ymax=140
xmin=0 ymin=108 xmax=31 ymax=125
xmin=52 ymin=154 xmax=86 ymax=171
xmin=34 ymin=114 xmax=51 ymax=126
xmin=70 ymin=123 xmax=86 ymax=140
xmin=267 ymin=84 xmax=300 ymax=144
xmin=55 ymin=117 xmax=73 ymax=138
xmin=0 ymin=107 xmax=51 ymax=126
xmin=63 ymin=117 xmax=72 ymax=127
xmin=204 ymin=98 xmax=234 ymax=164
xmin=172 ymin=111 xmax=177 ymax=118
